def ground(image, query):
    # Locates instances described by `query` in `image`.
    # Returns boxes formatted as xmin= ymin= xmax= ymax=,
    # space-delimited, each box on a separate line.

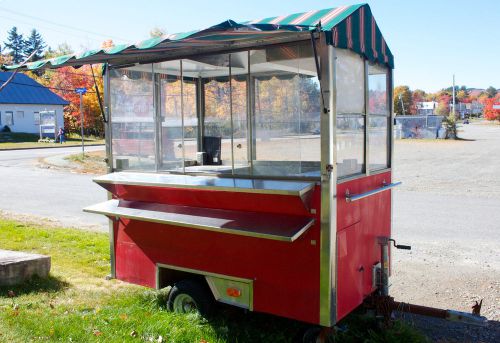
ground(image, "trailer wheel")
xmin=167 ymin=279 xmax=212 ymax=316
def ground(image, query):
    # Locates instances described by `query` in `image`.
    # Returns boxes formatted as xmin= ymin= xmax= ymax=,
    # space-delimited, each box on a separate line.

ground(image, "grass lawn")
xmin=0 ymin=220 xmax=426 ymax=343
xmin=0 ymin=132 xmax=104 ymax=150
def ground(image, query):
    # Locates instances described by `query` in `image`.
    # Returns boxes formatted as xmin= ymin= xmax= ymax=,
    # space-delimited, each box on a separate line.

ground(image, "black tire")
xmin=167 ymin=279 xmax=213 ymax=317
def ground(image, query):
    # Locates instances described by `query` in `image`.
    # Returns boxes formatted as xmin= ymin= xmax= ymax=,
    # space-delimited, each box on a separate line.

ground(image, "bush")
xmin=442 ymin=112 xmax=458 ymax=139
xmin=1 ymin=125 xmax=11 ymax=133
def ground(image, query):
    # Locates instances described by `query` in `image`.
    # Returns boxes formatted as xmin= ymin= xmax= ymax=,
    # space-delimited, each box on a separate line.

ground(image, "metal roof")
xmin=0 ymin=72 xmax=69 ymax=105
xmin=1 ymin=3 xmax=393 ymax=71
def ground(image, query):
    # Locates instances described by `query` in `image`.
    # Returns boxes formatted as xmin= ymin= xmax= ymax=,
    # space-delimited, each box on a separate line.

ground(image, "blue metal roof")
xmin=0 ymin=72 xmax=69 ymax=105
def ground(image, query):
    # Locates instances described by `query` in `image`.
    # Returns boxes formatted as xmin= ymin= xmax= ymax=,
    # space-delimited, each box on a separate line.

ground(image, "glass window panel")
xmin=250 ymin=42 xmax=320 ymax=177
xmin=337 ymin=114 xmax=364 ymax=177
xmin=155 ymin=60 xmax=183 ymax=171
xmin=368 ymin=116 xmax=388 ymax=170
xmin=182 ymin=74 xmax=198 ymax=169
xmin=110 ymin=66 xmax=155 ymax=171
xmin=368 ymin=63 xmax=389 ymax=170
xmin=336 ymin=49 xmax=365 ymax=114
xmin=368 ymin=63 xmax=388 ymax=115
xmin=230 ymin=51 xmax=250 ymax=175
xmin=202 ymin=54 xmax=232 ymax=172
xmin=336 ymin=48 xmax=365 ymax=177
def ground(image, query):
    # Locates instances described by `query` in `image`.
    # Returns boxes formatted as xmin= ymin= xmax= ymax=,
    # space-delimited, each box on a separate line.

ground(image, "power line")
xmin=0 ymin=14 xmax=106 ymax=45
xmin=0 ymin=7 xmax=131 ymax=43
xmin=0 ymin=78 xmax=97 ymax=94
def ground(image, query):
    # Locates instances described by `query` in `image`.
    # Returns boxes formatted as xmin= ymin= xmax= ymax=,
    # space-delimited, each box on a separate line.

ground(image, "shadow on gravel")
xmin=396 ymin=312 xmax=500 ymax=343
xmin=0 ymin=274 xmax=69 ymax=297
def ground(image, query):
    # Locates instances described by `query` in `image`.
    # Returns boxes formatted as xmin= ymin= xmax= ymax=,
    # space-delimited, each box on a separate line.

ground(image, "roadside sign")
xmin=75 ymin=87 xmax=87 ymax=94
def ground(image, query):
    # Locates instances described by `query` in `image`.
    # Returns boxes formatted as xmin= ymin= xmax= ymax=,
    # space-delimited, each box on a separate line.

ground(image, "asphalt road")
xmin=0 ymin=145 xmax=108 ymax=230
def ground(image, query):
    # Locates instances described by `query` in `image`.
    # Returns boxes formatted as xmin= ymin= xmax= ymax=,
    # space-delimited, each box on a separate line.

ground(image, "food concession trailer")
xmin=4 ymin=3 xmax=414 ymax=328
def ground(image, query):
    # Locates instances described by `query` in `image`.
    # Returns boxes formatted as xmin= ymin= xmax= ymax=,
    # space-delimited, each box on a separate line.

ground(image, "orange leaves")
xmin=483 ymin=98 xmax=500 ymax=121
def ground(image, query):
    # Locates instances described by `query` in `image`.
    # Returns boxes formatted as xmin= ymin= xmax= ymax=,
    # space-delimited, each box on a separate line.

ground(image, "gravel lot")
xmin=391 ymin=122 xmax=500 ymax=341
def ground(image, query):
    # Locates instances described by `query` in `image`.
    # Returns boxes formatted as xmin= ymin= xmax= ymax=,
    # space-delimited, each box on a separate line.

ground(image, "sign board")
xmin=75 ymin=87 xmax=87 ymax=94
xmin=39 ymin=111 xmax=57 ymax=139
xmin=493 ymin=104 xmax=500 ymax=110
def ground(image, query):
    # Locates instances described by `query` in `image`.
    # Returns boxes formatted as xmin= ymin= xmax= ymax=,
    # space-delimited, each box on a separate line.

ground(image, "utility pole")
xmin=399 ymin=94 xmax=406 ymax=115
xmin=452 ymin=74 xmax=456 ymax=117
xmin=75 ymin=87 xmax=87 ymax=157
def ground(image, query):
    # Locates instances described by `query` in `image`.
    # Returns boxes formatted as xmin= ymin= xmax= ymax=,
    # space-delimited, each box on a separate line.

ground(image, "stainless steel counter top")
xmin=93 ymin=172 xmax=315 ymax=196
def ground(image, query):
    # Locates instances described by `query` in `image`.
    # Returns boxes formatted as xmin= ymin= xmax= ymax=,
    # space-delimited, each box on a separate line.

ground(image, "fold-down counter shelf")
xmin=84 ymin=200 xmax=314 ymax=242
xmin=93 ymin=172 xmax=315 ymax=198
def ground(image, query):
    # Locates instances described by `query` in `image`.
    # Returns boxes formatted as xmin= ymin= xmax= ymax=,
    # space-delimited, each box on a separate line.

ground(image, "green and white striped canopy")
xmin=1 ymin=3 xmax=393 ymax=71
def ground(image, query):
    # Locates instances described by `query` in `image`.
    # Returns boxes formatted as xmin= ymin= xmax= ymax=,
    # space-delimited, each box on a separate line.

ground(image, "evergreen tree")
xmin=3 ymin=26 xmax=25 ymax=64
xmin=23 ymin=29 xmax=46 ymax=61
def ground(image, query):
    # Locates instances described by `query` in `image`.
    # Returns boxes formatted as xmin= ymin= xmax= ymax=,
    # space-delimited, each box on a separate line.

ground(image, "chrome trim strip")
xmin=93 ymin=172 xmax=315 ymax=197
xmin=103 ymin=64 xmax=116 ymax=279
xmin=345 ymin=182 xmax=401 ymax=203
xmin=364 ymin=59 xmax=370 ymax=176
xmin=155 ymin=263 xmax=254 ymax=311
xmin=84 ymin=200 xmax=314 ymax=242
xmin=153 ymin=64 xmax=160 ymax=172
xmin=319 ymin=40 xmax=337 ymax=327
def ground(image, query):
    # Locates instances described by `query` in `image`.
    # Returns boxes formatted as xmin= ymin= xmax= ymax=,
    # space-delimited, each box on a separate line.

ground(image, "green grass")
xmin=0 ymin=220 xmax=427 ymax=342
xmin=0 ymin=132 xmax=104 ymax=149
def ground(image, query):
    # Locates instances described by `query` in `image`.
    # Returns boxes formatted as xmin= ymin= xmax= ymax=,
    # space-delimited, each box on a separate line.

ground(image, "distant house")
xmin=415 ymin=101 xmax=438 ymax=115
xmin=449 ymin=101 xmax=483 ymax=118
xmin=0 ymin=72 xmax=69 ymax=135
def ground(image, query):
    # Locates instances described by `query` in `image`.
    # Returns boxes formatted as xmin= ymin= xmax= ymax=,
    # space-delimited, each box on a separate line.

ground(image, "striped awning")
xmin=1 ymin=3 xmax=393 ymax=71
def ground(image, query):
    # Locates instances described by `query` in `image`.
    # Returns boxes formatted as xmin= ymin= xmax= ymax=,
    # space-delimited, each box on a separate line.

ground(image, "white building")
xmin=0 ymin=72 xmax=68 ymax=135
xmin=415 ymin=101 xmax=438 ymax=115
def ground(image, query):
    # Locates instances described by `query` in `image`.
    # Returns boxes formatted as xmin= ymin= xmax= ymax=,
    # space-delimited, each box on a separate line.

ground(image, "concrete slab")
xmin=0 ymin=250 xmax=51 ymax=286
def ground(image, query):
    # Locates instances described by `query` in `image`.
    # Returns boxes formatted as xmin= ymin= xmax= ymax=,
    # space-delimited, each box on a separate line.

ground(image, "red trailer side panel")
xmin=336 ymin=172 xmax=392 ymax=320
xmin=112 ymin=186 xmax=322 ymax=325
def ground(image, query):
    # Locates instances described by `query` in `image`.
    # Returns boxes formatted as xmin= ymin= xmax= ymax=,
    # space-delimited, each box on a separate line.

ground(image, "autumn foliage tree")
xmin=393 ymin=85 xmax=412 ymax=115
xmin=483 ymin=98 xmax=500 ymax=121
xmin=30 ymin=66 xmax=105 ymax=136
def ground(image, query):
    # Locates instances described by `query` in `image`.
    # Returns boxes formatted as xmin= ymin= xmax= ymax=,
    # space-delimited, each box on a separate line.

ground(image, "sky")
xmin=0 ymin=0 xmax=498 ymax=92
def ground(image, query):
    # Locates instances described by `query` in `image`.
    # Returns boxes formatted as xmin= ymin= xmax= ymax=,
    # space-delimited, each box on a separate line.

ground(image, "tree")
xmin=485 ymin=86 xmax=497 ymax=98
xmin=483 ymin=98 xmax=500 ymax=121
xmin=23 ymin=29 xmax=46 ymax=61
xmin=150 ymin=27 xmax=166 ymax=38
xmin=101 ymin=39 xmax=115 ymax=49
xmin=393 ymin=85 xmax=412 ymax=115
xmin=30 ymin=65 xmax=104 ymax=136
xmin=44 ymin=43 xmax=73 ymax=59
xmin=411 ymin=89 xmax=426 ymax=114
xmin=3 ymin=27 xmax=25 ymax=64
xmin=456 ymin=90 xmax=469 ymax=102
xmin=435 ymin=93 xmax=451 ymax=115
